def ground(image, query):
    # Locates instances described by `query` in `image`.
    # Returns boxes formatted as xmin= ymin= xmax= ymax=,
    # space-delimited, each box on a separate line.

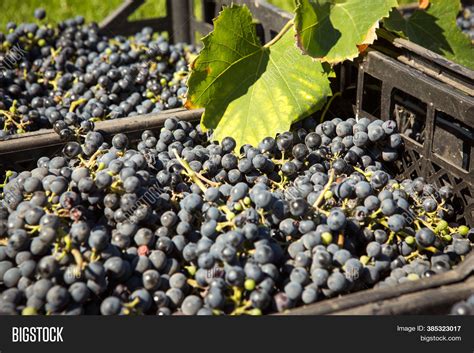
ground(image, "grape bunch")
xmin=0 ymin=115 xmax=472 ymax=315
xmin=457 ymin=5 xmax=474 ymax=40
xmin=450 ymin=294 xmax=474 ymax=315
xmin=0 ymin=9 xmax=196 ymax=139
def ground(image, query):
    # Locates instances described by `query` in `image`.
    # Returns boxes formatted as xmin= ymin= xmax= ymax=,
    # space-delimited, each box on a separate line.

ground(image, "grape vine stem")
xmin=320 ymin=92 xmax=342 ymax=123
xmin=264 ymin=20 xmax=294 ymax=48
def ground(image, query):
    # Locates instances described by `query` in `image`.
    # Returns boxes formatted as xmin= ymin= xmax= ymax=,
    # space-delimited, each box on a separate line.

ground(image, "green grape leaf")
xmin=294 ymin=0 xmax=398 ymax=64
xmin=384 ymin=0 xmax=474 ymax=69
xmin=186 ymin=5 xmax=331 ymax=149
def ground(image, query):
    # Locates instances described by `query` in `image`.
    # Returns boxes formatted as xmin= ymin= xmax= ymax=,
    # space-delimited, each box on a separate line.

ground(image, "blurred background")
xmin=0 ymin=0 xmax=415 ymax=31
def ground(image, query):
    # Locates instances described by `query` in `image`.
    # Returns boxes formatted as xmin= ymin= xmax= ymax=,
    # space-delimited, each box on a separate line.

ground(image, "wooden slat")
xmin=0 ymin=109 xmax=203 ymax=164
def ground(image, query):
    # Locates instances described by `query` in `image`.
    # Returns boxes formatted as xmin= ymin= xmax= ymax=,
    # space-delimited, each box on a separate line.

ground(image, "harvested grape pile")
xmin=0 ymin=9 xmax=196 ymax=139
xmin=450 ymin=294 xmax=474 ymax=315
xmin=458 ymin=5 xmax=474 ymax=40
xmin=0 ymin=116 xmax=472 ymax=315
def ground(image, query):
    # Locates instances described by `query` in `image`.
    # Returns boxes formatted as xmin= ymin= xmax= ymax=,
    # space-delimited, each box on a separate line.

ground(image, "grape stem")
xmin=313 ymin=168 xmax=335 ymax=211
xmin=377 ymin=219 xmax=389 ymax=228
xmin=264 ymin=20 xmax=294 ymax=48
xmin=195 ymin=171 xmax=219 ymax=188
xmin=269 ymin=172 xmax=289 ymax=190
xmin=219 ymin=205 xmax=235 ymax=221
xmin=90 ymin=248 xmax=100 ymax=262
xmin=69 ymin=98 xmax=87 ymax=113
xmin=353 ymin=166 xmax=372 ymax=179
xmin=86 ymin=150 xmax=105 ymax=169
xmin=370 ymin=209 xmax=382 ymax=219
xmin=404 ymin=250 xmax=419 ymax=262
xmin=420 ymin=246 xmax=438 ymax=254
xmin=230 ymin=300 xmax=253 ymax=316
xmin=186 ymin=278 xmax=203 ymax=290
xmin=337 ymin=233 xmax=345 ymax=247
xmin=415 ymin=219 xmax=436 ymax=233
xmin=172 ymin=149 xmax=219 ymax=192
xmin=71 ymin=248 xmax=84 ymax=273
xmin=216 ymin=221 xmax=235 ymax=232
xmin=386 ymin=231 xmax=396 ymax=244
xmin=123 ymin=297 xmax=140 ymax=309
xmin=320 ymin=92 xmax=342 ymax=123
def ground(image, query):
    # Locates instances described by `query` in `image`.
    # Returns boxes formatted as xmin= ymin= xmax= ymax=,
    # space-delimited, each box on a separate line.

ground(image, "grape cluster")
xmin=450 ymin=294 xmax=474 ymax=315
xmin=457 ymin=5 xmax=474 ymax=40
xmin=0 ymin=9 xmax=196 ymax=139
xmin=0 ymin=115 xmax=472 ymax=315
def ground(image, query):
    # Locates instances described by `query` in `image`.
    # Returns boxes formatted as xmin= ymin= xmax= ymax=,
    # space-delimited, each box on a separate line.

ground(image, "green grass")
xmin=0 ymin=0 xmax=121 ymax=30
xmin=0 ymin=0 xmax=168 ymax=31
xmin=0 ymin=0 xmax=416 ymax=34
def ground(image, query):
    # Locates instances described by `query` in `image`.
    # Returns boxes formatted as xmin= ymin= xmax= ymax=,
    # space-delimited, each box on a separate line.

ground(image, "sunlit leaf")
xmin=294 ymin=0 xmax=398 ymax=63
xmin=186 ymin=5 xmax=331 ymax=148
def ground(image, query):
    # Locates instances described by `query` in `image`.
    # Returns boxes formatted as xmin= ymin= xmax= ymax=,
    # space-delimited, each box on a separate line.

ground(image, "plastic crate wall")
xmin=343 ymin=49 xmax=473 ymax=227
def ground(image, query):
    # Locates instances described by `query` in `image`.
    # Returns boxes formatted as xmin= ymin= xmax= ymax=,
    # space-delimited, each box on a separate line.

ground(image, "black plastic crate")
xmin=345 ymin=48 xmax=474 ymax=228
